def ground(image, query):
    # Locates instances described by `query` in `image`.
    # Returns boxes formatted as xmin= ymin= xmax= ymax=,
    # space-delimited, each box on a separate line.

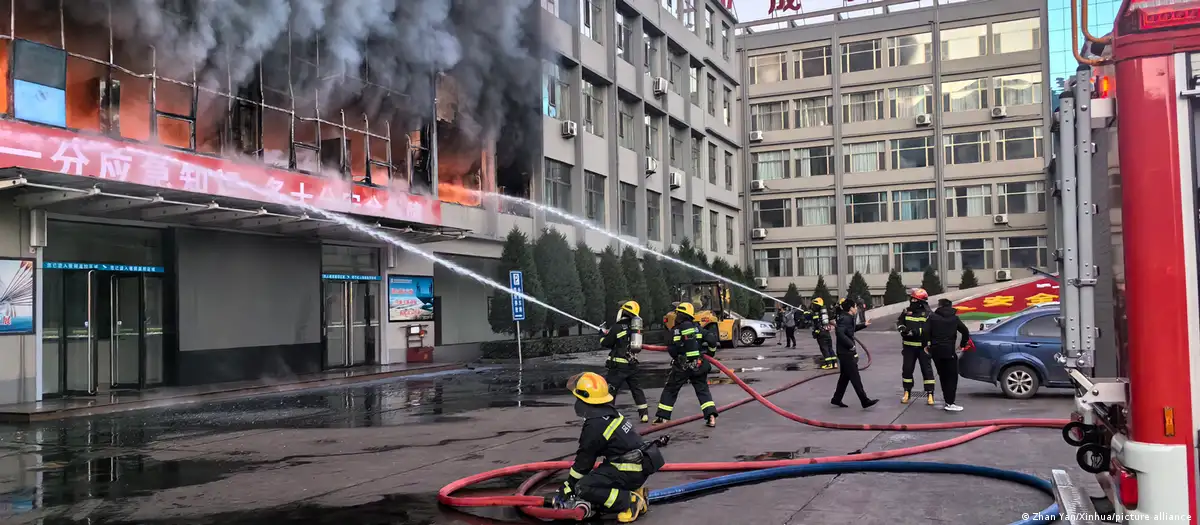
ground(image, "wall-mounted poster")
xmin=0 ymin=258 xmax=35 ymax=335
xmin=388 ymin=275 xmax=434 ymax=322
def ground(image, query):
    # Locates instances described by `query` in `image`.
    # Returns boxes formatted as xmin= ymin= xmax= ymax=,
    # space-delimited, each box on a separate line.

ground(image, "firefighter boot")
xmin=639 ymin=410 xmax=649 ymax=423
xmin=617 ymin=491 xmax=649 ymax=523
xmin=901 ymin=391 xmax=911 ymax=404
xmin=652 ymin=417 xmax=668 ymax=425
xmin=927 ymin=393 xmax=935 ymax=406
xmin=706 ymin=414 xmax=717 ymax=427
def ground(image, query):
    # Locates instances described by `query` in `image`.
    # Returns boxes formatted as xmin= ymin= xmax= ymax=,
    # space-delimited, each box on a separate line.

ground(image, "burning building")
xmin=0 ymin=0 xmax=545 ymax=406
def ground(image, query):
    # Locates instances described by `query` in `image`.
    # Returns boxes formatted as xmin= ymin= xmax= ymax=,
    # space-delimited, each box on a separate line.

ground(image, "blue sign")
xmin=388 ymin=275 xmax=434 ymax=322
xmin=14 ymin=80 xmax=66 ymax=128
xmin=45 ymin=262 xmax=164 ymax=273
xmin=322 ymin=274 xmax=382 ymax=281
xmin=509 ymin=270 xmax=525 ymax=322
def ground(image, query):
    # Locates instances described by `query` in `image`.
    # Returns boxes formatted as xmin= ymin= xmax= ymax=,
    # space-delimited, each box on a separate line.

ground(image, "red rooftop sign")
xmin=0 ymin=119 xmax=442 ymax=225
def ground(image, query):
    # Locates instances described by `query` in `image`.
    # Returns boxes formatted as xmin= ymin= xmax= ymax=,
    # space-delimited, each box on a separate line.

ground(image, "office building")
xmin=738 ymin=0 xmax=1051 ymax=306
xmin=1048 ymin=0 xmax=1119 ymax=92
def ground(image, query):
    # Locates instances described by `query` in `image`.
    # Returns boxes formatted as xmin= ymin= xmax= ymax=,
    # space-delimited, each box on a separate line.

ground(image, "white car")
xmin=978 ymin=302 xmax=1060 ymax=331
xmin=729 ymin=311 xmax=776 ymax=346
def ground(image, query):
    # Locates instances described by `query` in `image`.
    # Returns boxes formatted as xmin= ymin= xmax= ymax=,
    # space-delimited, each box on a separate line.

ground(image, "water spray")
xmin=486 ymin=192 xmax=801 ymax=311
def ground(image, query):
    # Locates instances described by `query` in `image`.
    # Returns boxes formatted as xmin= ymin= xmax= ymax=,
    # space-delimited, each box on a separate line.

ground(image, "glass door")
xmin=324 ymin=281 xmax=348 ymax=368
xmin=63 ymin=271 xmax=95 ymax=395
xmin=143 ymin=276 xmax=165 ymax=386
xmin=110 ymin=275 xmax=142 ymax=389
xmin=349 ymin=281 xmax=377 ymax=366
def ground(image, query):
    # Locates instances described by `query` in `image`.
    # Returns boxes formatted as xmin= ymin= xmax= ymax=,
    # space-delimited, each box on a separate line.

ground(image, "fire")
xmin=434 ymin=76 xmax=494 ymax=208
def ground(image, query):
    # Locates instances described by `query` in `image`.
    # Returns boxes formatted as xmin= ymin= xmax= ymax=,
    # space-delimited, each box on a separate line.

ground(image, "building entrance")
xmin=322 ymin=279 xmax=379 ymax=368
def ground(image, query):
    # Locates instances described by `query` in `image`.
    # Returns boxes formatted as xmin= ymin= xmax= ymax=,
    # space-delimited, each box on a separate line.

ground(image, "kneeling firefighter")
xmin=809 ymin=298 xmax=837 ymax=369
xmin=653 ymin=303 xmax=719 ymax=427
xmin=896 ymin=288 xmax=936 ymax=405
xmin=552 ymin=372 xmax=665 ymax=522
xmin=601 ymin=301 xmax=650 ymax=422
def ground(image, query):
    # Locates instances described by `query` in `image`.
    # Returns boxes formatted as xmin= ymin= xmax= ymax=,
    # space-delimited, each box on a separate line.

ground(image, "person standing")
xmin=773 ymin=308 xmax=785 ymax=345
xmin=896 ymin=288 xmax=936 ymax=405
xmin=653 ymin=303 xmax=719 ymax=427
xmin=782 ymin=305 xmax=797 ymax=348
xmin=830 ymin=299 xmax=879 ymax=409
xmin=809 ymin=298 xmax=837 ymax=369
xmin=600 ymin=301 xmax=649 ymax=422
xmin=925 ymin=298 xmax=971 ymax=412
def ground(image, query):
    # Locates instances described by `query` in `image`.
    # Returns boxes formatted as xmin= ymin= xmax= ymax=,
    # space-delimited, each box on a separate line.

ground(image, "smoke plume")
xmin=39 ymin=0 xmax=546 ymax=168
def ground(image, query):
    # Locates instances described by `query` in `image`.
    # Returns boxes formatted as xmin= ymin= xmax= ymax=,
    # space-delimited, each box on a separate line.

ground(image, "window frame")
xmin=844 ymin=191 xmax=888 ymax=224
xmin=752 ymin=198 xmax=793 ymax=228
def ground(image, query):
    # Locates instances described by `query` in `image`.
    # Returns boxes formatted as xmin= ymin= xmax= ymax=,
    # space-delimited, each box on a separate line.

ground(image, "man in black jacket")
xmin=831 ymin=299 xmax=879 ymax=409
xmin=601 ymin=301 xmax=649 ymax=422
xmin=924 ymin=298 xmax=972 ymax=412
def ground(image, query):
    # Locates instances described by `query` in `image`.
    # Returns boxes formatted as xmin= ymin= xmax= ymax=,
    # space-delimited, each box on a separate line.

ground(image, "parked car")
xmin=731 ymin=311 xmax=776 ymax=346
xmin=958 ymin=307 xmax=1070 ymax=399
xmin=977 ymin=301 xmax=1059 ymax=331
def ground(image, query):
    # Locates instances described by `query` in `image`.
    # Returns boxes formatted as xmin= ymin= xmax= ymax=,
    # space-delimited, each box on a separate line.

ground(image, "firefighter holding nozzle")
xmin=600 ymin=301 xmax=650 ymax=422
xmin=652 ymin=303 xmax=719 ymax=428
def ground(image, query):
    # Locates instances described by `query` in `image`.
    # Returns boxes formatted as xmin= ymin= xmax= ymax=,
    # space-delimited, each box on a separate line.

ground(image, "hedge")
xmin=480 ymin=330 xmax=671 ymax=360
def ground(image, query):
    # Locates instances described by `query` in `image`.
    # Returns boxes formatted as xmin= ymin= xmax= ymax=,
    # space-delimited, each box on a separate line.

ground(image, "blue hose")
xmin=646 ymin=461 xmax=1058 ymax=525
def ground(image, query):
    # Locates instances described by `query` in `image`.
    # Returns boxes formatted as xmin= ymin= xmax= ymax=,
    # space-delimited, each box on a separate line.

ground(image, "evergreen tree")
xmin=884 ymin=268 xmax=908 ymax=305
xmin=710 ymin=257 xmax=731 ymax=278
xmin=642 ymin=254 xmax=671 ymax=326
xmin=574 ymin=241 xmax=606 ymax=326
xmin=677 ymin=238 xmax=701 ymax=282
xmin=921 ymin=267 xmax=945 ymax=296
xmin=847 ymin=271 xmax=872 ymax=309
xmin=533 ymin=228 xmax=584 ymax=333
xmin=959 ymin=265 xmax=979 ymax=290
xmin=598 ymin=246 xmax=629 ymax=323
xmin=811 ymin=275 xmax=834 ymax=306
xmin=661 ymin=247 xmax=685 ymax=290
xmin=782 ymin=283 xmax=802 ymax=308
xmin=488 ymin=227 xmax=545 ymax=335
xmin=743 ymin=266 xmax=765 ymax=319
xmin=621 ymin=247 xmax=649 ymax=315
xmin=729 ymin=265 xmax=750 ymax=315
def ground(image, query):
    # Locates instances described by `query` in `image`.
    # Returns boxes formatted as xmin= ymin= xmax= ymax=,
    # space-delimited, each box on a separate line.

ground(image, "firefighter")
xmin=552 ymin=372 xmax=662 ymax=523
xmin=809 ymin=298 xmax=837 ymax=370
xmin=652 ymin=303 xmax=719 ymax=428
xmin=896 ymin=288 xmax=936 ymax=405
xmin=601 ymin=300 xmax=650 ymax=422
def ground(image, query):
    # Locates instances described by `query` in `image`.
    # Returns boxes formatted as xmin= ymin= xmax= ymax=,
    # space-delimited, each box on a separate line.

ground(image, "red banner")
xmin=953 ymin=278 xmax=1061 ymax=319
xmin=0 ymin=120 xmax=442 ymax=225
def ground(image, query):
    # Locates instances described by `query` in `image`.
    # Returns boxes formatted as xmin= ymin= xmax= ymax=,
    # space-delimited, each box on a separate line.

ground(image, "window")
xmin=845 ymin=192 xmax=887 ymax=223
xmin=670 ymin=198 xmax=685 ymax=243
xmin=669 ymin=54 xmax=685 ymax=94
xmin=670 ymin=135 xmax=684 ymax=168
xmin=706 ymin=76 xmax=716 ymax=115
xmin=891 ymin=136 xmax=934 ymax=169
xmin=1001 ymin=236 xmax=1047 ymax=268
xmin=582 ymin=0 xmax=604 ymax=43
xmin=992 ymin=18 xmax=1041 ymax=54
xmin=585 ymin=171 xmax=605 ymax=224
xmin=618 ymin=103 xmax=635 ymax=150
xmin=724 ymin=151 xmax=733 ymax=190
xmin=752 ymin=151 xmax=789 ymax=180
xmin=709 ymin=210 xmax=719 ymax=252
xmin=754 ymin=248 xmax=793 ymax=278
xmin=797 ymin=195 xmax=835 ymax=226
xmin=842 ymin=90 xmax=884 ymax=123
xmin=582 ymin=80 xmax=605 ymax=137
xmin=725 ymin=216 xmax=734 ymax=254
xmin=751 ymin=101 xmax=789 ymax=131
xmin=948 ymin=238 xmax=993 ymax=270
xmin=843 ymin=141 xmax=885 ymax=173
xmin=940 ymin=25 xmax=987 ymax=61
xmin=616 ymin=12 xmax=632 ymax=62
xmin=847 ymin=243 xmax=889 ymax=274
xmin=708 ymin=143 xmax=718 ymax=184
xmin=1019 ymin=314 xmax=1059 ymax=338
xmin=842 ymin=39 xmax=882 ymax=73
xmin=544 ymin=61 xmax=569 ymax=119
xmin=693 ymin=205 xmax=703 ymax=244
xmin=619 ymin=182 xmax=636 ymax=235
xmin=893 ymin=241 xmax=937 ymax=272
xmin=705 ymin=7 xmax=715 ymax=46
xmin=544 ymin=158 xmax=572 ymax=214
xmin=721 ymin=22 xmax=730 ymax=59
xmin=889 ymin=33 xmax=932 ymax=66
xmin=690 ymin=66 xmax=701 ymax=105
xmin=794 ymin=96 xmax=832 ymax=128
xmin=682 ymin=0 xmax=695 ymax=30
xmin=722 ymin=87 xmax=732 ymax=125
xmin=997 ymin=127 xmax=1043 ymax=160
xmin=541 ymin=0 xmax=558 ymax=16
xmin=944 ymin=131 xmax=991 ymax=165
xmin=753 ymin=198 xmax=792 ymax=228
xmin=691 ymin=137 xmax=701 ymax=176
xmin=645 ymin=115 xmax=659 ymax=155
xmin=892 ymin=188 xmax=937 ymax=221
xmin=644 ymin=32 xmax=659 ymax=76
xmin=942 ymin=78 xmax=987 ymax=112
xmin=648 ymin=191 xmax=662 ymax=240
xmin=889 ymin=85 xmax=933 ymax=119
xmin=994 ymin=72 xmax=1043 ymax=106
xmin=796 ymin=46 xmax=832 ymax=78
xmin=795 ymin=146 xmax=832 ymax=177
xmin=798 ymin=246 xmax=836 ymax=276
xmin=944 ymin=185 xmax=993 ymax=217
xmin=749 ymin=53 xmax=788 ymax=84
xmin=998 ymin=181 xmax=1046 ymax=214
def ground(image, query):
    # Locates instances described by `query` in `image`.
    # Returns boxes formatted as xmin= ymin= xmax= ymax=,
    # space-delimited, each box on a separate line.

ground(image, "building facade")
xmin=1048 ymin=0 xmax=1119 ymax=93
xmin=738 ymin=0 xmax=1051 ymax=306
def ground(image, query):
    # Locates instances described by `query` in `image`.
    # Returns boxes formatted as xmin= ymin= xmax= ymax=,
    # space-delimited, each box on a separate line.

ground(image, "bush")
xmin=847 ymin=271 xmax=872 ymax=309
xmin=642 ymin=254 xmax=671 ymax=326
xmin=811 ymin=275 xmax=834 ymax=306
xmin=728 ymin=265 xmax=750 ymax=316
xmin=488 ymin=227 xmax=545 ymax=335
xmin=742 ymin=266 xmax=765 ymax=319
xmin=782 ymin=283 xmax=802 ymax=308
xmin=599 ymin=246 xmax=629 ymax=321
xmin=574 ymin=241 xmax=606 ymax=326
xmin=661 ymin=247 xmax=685 ymax=290
xmin=621 ymin=247 xmax=649 ymax=315
xmin=884 ymin=269 xmax=908 ymax=305
xmin=921 ymin=267 xmax=945 ymax=296
xmin=480 ymin=330 xmax=672 ymax=359
xmin=959 ymin=266 xmax=979 ymax=290
xmin=534 ymin=228 xmax=584 ymax=332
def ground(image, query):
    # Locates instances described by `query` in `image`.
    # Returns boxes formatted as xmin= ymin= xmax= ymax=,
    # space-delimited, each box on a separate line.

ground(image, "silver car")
xmin=732 ymin=311 xmax=776 ymax=346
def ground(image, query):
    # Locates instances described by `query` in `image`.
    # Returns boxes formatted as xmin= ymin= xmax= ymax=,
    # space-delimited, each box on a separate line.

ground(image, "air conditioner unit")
xmin=652 ymin=77 xmax=668 ymax=95
xmin=990 ymin=106 xmax=1008 ymax=118
xmin=754 ymin=277 xmax=769 ymax=289
xmin=749 ymin=130 xmax=764 ymax=142
xmin=646 ymin=157 xmax=659 ymax=174
xmin=995 ymin=269 xmax=1013 ymax=281
xmin=750 ymin=228 xmax=767 ymax=239
xmin=915 ymin=113 xmax=933 ymax=126
xmin=750 ymin=180 xmax=767 ymax=191
xmin=993 ymin=213 xmax=1010 ymax=225
xmin=561 ymin=120 xmax=578 ymax=138
xmin=669 ymin=170 xmax=684 ymax=189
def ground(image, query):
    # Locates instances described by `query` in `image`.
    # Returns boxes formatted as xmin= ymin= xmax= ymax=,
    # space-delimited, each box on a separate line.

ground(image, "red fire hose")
xmin=437 ymin=342 xmax=1070 ymax=521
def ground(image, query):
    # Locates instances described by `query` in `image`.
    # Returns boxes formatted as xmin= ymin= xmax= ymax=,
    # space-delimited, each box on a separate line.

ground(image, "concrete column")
xmin=831 ymin=30 xmax=846 ymax=295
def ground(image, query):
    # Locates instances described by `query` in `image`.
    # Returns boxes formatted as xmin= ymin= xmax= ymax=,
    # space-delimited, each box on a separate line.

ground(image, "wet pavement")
xmin=0 ymin=336 xmax=1096 ymax=524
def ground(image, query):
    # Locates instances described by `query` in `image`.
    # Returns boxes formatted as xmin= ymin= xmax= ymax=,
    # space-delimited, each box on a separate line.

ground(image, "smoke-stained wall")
xmin=173 ymin=228 xmax=321 ymax=385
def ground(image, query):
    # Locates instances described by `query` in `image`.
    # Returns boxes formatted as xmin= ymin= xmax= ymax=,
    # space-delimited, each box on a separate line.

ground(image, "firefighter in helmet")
xmin=809 ymin=297 xmax=837 ymax=369
xmin=896 ymin=288 xmax=936 ymax=405
xmin=600 ymin=300 xmax=650 ymax=422
xmin=652 ymin=303 xmax=719 ymax=427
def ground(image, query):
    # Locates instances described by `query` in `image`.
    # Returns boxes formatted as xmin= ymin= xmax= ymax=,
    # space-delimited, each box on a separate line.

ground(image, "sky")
xmin=732 ymin=0 xmax=862 ymax=22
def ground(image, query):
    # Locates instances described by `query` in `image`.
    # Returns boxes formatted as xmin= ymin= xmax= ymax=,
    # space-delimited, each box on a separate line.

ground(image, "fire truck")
xmin=1051 ymin=1 xmax=1200 ymax=523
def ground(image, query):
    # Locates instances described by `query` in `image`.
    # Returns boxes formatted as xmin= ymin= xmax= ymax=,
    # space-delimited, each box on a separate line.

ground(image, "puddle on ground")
xmin=734 ymin=447 xmax=816 ymax=462
xmin=707 ymin=377 xmax=761 ymax=386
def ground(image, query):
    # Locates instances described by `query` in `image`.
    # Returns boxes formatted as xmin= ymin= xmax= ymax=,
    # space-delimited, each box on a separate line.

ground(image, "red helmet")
xmin=910 ymin=288 xmax=929 ymax=301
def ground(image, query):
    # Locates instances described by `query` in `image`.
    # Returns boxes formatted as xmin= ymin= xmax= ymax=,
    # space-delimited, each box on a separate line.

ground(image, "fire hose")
xmin=437 ymin=341 xmax=1070 ymax=522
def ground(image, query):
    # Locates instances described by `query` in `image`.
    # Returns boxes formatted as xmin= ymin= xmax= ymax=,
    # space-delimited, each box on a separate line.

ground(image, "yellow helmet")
xmin=812 ymin=297 xmax=825 ymax=306
xmin=568 ymin=372 xmax=613 ymax=405
xmin=620 ymin=300 xmax=641 ymax=317
xmin=675 ymin=302 xmax=695 ymax=317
